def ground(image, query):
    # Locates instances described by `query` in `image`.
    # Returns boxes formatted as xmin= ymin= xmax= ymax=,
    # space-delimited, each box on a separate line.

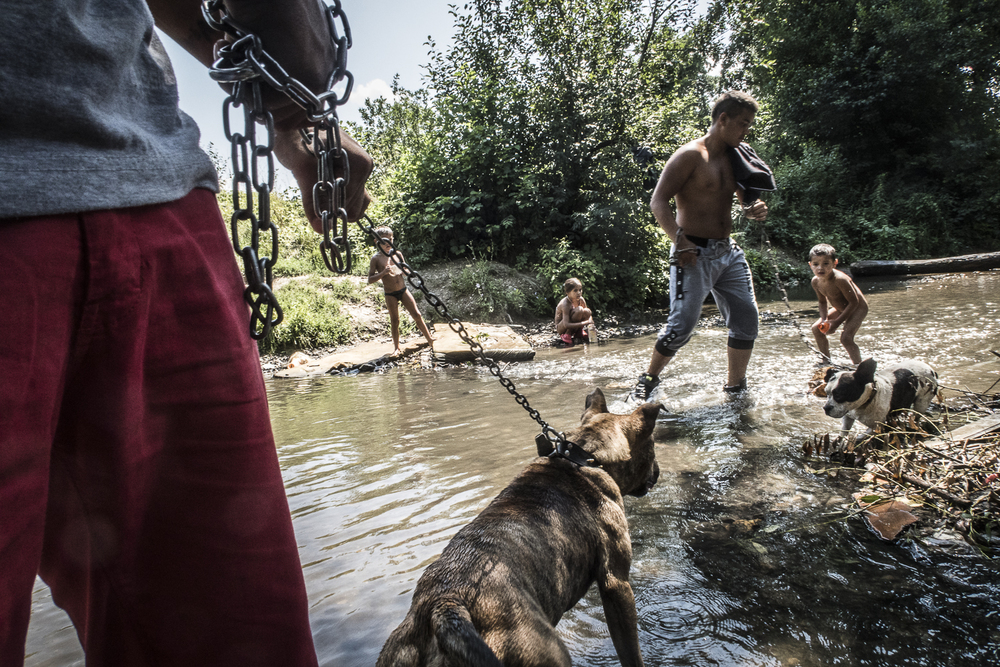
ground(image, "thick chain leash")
xmin=355 ymin=216 xmax=572 ymax=451
xmin=202 ymin=0 xmax=354 ymax=339
xmin=202 ymin=1 xmax=573 ymax=452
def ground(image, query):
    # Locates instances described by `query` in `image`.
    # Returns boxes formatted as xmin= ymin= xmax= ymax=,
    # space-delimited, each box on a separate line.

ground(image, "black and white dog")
xmin=823 ymin=358 xmax=938 ymax=433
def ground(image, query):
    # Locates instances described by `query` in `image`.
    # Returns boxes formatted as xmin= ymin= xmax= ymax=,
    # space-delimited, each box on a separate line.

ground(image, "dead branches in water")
xmin=804 ymin=406 xmax=1000 ymax=549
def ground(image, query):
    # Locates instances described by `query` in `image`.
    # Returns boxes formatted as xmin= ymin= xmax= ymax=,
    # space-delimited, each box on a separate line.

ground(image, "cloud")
xmin=338 ymin=78 xmax=397 ymax=124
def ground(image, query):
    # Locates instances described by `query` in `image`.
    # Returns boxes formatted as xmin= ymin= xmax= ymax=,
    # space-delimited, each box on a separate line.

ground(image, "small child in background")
xmin=554 ymin=277 xmax=595 ymax=345
xmin=368 ymin=226 xmax=435 ymax=356
xmin=808 ymin=243 xmax=869 ymax=364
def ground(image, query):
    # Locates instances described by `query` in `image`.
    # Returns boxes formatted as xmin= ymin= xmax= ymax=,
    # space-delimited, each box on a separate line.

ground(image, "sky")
xmin=160 ymin=1 xmax=712 ymax=187
xmin=159 ymin=0 xmax=458 ymax=185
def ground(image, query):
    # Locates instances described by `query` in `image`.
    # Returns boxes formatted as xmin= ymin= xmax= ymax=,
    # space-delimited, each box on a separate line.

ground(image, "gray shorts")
xmin=654 ymin=238 xmax=758 ymax=357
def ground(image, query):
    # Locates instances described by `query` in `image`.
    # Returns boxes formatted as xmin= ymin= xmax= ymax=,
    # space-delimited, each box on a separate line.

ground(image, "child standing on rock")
xmin=808 ymin=243 xmax=869 ymax=364
xmin=554 ymin=277 xmax=596 ymax=345
xmin=368 ymin=226 xmax=435 ymax=356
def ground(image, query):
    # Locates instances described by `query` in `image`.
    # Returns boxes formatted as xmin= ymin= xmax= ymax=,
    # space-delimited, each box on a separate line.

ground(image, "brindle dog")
xmin=377 ymin=388 xmax=661 ymax=667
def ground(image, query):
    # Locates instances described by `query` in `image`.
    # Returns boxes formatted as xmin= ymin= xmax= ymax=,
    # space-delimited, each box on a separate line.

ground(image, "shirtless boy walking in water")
xmin=368 ymin=226 xmax=435 ymax=356
xmin=808 ymin=243 xmax=868 ymax=364
xmin=631 ymin=90 xmax=768 ymax=401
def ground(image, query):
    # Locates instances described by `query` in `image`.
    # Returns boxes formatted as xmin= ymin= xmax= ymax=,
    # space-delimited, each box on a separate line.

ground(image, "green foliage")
xmin=259 ymin=276 xmax=358 ymax=353
xmin=351 ymin=0 xmax=703 ymax=309
xmin=450 ymin=260 xmax=532 ymax=320
xmin=714 ymin=0 xmax=1000 ymax=258
xmin=739 ymin=244 xmax=811 ymax=292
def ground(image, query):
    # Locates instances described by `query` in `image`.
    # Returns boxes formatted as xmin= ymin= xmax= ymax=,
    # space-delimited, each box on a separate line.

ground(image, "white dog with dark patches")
xmin=822 ymin=358 xmax=938 ymax=433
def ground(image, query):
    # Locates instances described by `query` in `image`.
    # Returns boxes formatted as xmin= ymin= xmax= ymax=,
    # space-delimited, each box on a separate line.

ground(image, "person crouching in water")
xmin=808 ymin=243 xmax=869 ymax=365
xmin=368 ymin=226 xmax=435 ymax=356
xmin=554 ymin=277 xmax=594 ymax=345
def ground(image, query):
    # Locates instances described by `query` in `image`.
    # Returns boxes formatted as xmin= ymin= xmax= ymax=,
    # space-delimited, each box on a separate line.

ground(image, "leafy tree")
xmin=355 ymin=0 xmax=714 ymax=310
xmin=714 ymin=0 xmax=1000 ymax=258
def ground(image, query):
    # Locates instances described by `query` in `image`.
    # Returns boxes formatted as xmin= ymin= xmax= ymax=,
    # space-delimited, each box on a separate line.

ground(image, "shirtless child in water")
xmin=808 ymin=243 xmax=869 ymax=364
xmin=368 ymin=226 xmax=435 ymax=356
xmin=554 ymin=277 xmax=594 ymax=345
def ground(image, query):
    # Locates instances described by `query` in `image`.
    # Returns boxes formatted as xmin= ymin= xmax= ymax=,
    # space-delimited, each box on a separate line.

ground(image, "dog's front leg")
xmin=597 ymin=550 xmax=644 ymax=667
xmin=840 ymin=415 xmax=855 ymax=435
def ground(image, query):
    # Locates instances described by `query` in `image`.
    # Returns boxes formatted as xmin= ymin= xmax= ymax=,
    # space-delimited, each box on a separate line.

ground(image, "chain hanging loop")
xmin=202 ymin=0 xmax=355 ymax=338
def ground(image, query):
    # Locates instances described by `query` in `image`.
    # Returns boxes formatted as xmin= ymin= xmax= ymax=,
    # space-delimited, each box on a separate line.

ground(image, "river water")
xmin=26 ymin=271 xmax=1000 ymax=666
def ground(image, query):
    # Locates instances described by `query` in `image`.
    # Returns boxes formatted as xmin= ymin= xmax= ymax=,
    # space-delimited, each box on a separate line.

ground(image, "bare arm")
xmin=650 ymin=149 xmax=697 ymax=243
xmin=367 ymin=255 xmax=385 ymax=284
xmin=812 ymin=277 xmax=830 ymax=320
xmin=147 ymin=0 xmax=334 ymax=116
xmin=650 ymin=148 xmax=699 ymax=267
xmin=735 ymin=187 xmax=768 ymax=221
xmin=146 ymin=0 xmax=372 ymax=228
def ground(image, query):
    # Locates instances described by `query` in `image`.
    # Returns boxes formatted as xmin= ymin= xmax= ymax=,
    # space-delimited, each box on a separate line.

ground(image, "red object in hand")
xmin=818 ymin=322 xmax=830 ymax=334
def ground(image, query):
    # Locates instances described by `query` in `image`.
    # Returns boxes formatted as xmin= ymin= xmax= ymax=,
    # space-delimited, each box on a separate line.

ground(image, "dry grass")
xmin=804 ymin=391 xmax=1000 ymax=550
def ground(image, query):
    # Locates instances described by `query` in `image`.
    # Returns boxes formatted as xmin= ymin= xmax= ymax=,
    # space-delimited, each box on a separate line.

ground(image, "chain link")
xmin=202 ymin=0 xmax=354 ymax=339
xmin=202 ymin=1 xmax=569 ymax=449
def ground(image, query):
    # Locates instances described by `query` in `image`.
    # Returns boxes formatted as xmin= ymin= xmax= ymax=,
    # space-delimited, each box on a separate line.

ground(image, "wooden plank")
xmin=271 ymin=321 xmax=535 ymax=377
xmin=273 ymin=338 xmax=427 ymax=378
xmin=921 ymin=413 xmax=1000 ymax=449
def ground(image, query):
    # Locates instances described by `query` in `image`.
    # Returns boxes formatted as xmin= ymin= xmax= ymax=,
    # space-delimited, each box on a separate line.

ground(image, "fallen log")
xmin=850 ymin=251 xmax=1000 ymax=277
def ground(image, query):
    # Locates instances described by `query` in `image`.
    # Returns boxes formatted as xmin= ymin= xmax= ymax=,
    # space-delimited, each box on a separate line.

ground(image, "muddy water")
xmin=26 ymin=271 xmax=1000 ymax=666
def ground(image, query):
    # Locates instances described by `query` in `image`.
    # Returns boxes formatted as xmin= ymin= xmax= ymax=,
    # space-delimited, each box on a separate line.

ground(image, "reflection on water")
xmin=26 ymin=272 xmax=1000 ymax=666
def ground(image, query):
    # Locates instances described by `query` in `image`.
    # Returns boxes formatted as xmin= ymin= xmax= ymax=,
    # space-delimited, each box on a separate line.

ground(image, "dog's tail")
xmin=432 ymin=601 xmax=503 ymax=667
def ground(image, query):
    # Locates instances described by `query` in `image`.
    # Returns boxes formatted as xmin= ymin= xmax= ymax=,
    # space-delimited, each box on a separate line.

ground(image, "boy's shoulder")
xmin=833 ymin=267 xmax=857 ymax=283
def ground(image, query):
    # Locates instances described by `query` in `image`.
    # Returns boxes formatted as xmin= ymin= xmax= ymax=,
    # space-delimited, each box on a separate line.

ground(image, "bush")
xmin=260 ymin=277 xmax=358 ymax=353
xmin=450 ymin=260 xmax=530 ymax=321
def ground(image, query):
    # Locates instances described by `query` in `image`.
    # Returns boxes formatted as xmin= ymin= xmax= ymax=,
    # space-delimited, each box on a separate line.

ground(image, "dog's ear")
xmin=635 ymin=402 xmax=663 ymax=438
xmin=823 ymin=367 xmax=838 ymax=383
xmin=581 ymin=387 xmax=608 ymax=422
xmin=855 ymin=358 xmax=877 ymax=383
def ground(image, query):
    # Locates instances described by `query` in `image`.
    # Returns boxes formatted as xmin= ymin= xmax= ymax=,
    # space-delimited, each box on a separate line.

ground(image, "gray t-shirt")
xmin=0 ymin=0 xmax=218 ymax=219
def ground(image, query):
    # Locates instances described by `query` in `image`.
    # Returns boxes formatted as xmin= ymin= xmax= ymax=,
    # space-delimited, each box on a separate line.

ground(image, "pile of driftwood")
xmin=805 ymin=403 xmax=1000 ymax=548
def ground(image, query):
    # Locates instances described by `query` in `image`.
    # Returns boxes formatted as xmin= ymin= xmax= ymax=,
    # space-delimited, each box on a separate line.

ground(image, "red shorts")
xmin=0 ymin=190 xmax=317 ymax=666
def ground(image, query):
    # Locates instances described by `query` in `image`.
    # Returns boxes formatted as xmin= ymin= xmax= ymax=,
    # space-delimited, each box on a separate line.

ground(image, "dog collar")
xmin=552 ymin=439 xmax=600 ymax=467
xmin=856 ymin=383 xmax=877 ymax=410
xmin=535 ymin=433 xmax=599 ymax=468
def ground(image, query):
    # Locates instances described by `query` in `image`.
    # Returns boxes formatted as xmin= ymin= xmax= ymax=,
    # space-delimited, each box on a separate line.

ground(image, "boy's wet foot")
xmin=630 ymin=373 xmax=660 ymax=402
xmin=723 ymin=377 xmax=747 ymax=394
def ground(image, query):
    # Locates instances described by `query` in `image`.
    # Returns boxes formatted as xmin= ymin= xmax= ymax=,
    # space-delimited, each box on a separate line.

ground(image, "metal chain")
xmin=201 ymin=1 xmax=570 ymax=449
xmin=202 ymin=0 xmax=354 ymax=339
xmin=355 ymin=216 xmax=568 ymax=448
xmin=741 ymin=211 xmax=850 ymax=369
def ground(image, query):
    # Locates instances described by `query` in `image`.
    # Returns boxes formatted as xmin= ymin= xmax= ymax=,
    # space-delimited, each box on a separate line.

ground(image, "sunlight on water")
xmin=26 ymin=272 xmax=1000 ymax=666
